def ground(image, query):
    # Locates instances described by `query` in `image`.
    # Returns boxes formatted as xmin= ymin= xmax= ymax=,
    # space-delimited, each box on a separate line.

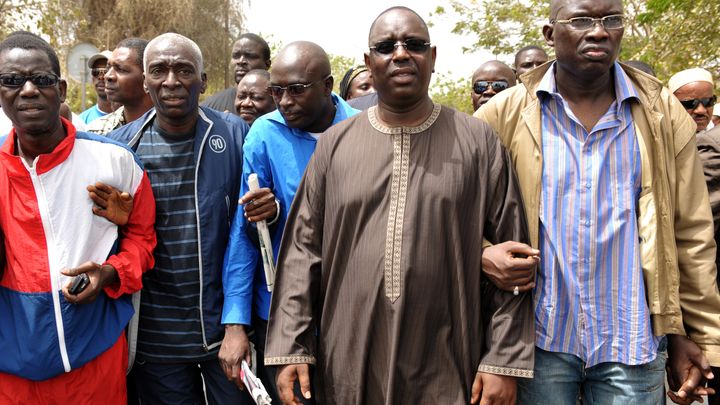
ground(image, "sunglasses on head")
xmin=680 ymin=95 xmax=716 ymax=110
xmin=369 ymin=39 xmax=431 ymax=55
xmin=0 ymin=73 xmax=60 ymax=88
xmin=268 ymin=75 xmax=331 ymax=99
xmin=473 ymin=80 xmax=509 ymax=95
xmin=91 ymin=68 xmax=107 ymax=78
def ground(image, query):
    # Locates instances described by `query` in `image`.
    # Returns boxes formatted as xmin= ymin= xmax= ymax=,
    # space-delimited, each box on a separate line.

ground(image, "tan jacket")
xmin=475 ymin=62 xmax=720 ymax=365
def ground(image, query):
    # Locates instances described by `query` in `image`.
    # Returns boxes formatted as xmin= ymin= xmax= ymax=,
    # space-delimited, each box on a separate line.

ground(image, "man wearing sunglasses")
xmin=223 ymin=41 xmax=358 ymax=404
xmin=471 ymin=60 xmax=517 ymax=111
xmin=669 ymin=68 xmax=716 ymax=133
xmin=476 ymin=0 xmax=720 ymax=403
xmin=79 ymin=50 xmax=114 ymax=125
xmin=264 ymin=7 xmax=535 ymax=405
xmin=0 ymin=31 xmax=156 ymax=404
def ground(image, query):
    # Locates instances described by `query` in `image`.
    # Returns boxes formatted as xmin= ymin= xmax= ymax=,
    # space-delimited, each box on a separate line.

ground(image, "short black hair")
xmin=116 ymin=37 xmax=149 ymax=68
xmin=514 ymin=45 xmax=548 ymax=65
xmin=238 ymin=33 xmax=270 ymax=61
xmin=0 ymin=31 xmax=61 ymax=76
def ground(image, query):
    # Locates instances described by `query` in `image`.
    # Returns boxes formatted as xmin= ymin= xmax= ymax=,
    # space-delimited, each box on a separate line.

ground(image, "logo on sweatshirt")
xmin=209 ymin=135 xmax=226 ymax=153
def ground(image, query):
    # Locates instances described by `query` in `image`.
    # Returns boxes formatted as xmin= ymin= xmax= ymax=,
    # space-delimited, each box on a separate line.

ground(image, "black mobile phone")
xmin=69 ymin=273 xmax=90 ymax=295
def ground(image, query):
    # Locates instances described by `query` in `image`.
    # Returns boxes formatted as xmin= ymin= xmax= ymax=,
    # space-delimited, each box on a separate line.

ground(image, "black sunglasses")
xmin=268 ymin=75 xmax=331 ymax=99
xmin=473 ymin=80 xmax=509 ymax=95
xmin=680 ymin=95 xmax=716 ymax=110
xmin=0 ymin=73 xmax=60 ymax=88
xmin=369 ymin=39 xmax=431 ymax=55
xmin=91 ymin=68 xmax=108 ymax=78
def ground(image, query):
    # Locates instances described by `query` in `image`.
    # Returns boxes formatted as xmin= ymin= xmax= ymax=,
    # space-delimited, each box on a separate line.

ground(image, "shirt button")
xmin=585 ymin=220 xmax=590 ymax=227
xmin=584 ymin=258 xmax=589 ymax=264
xmin=585 ymin=182 xmax=591 ymax=189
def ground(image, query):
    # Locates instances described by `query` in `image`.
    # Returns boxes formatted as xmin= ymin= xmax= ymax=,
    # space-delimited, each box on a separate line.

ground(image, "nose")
xmin=693 ymin=103 xmax=708 ymax=115
xmin=586 ymin=21 xmax=610 ymax=40
xmin=162 ymin=70 xmax=180 ymax=88
xmin=278 ymin=90 xmax=294 ymax=109
xmin=19 ymin=79 xmax=39 ymax=97
xmin=105 ymin=66 xmax=116 ymax=82
xmin=240 ymin=95 xmax=253 ymax=107
xmin=392 ymin=42 xmax=411 ymax=62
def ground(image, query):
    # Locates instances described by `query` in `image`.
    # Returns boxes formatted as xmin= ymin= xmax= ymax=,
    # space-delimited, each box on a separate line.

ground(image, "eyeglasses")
xmin=0 ymin=73 xmax=60 ymax=88
xmin=91 ymin=68 xmax=108 ymax=78
xmin=680 ymin=96 xmax=717 ymax=110
xmin=473 ymin=80 xmax=509 ymax=95
xmin=268 ymin=75 xmax=331 ymax=98
xmin=551 ymin=14 xmax=625 ymax=31
xmin=369 ymin=39 xmax=431 ymax=55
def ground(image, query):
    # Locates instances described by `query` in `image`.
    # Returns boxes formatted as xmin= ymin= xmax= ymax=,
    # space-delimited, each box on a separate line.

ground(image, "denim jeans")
xmin=518 ymin=339 xmax=667 ymax=405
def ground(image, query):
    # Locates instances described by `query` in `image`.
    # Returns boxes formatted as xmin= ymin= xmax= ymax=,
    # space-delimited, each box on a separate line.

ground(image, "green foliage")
xmin=430 ymin=73 xmax=473 ymax=114
xmin=329 ymin=54 xmax=362 ymax=94
xmin=433 ymin=0 xmax=720 ymax=84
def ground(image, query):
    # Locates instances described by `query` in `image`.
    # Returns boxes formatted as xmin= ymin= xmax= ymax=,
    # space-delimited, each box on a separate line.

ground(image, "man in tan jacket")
xmin=475 ymin=0 xmax=720 ymax=403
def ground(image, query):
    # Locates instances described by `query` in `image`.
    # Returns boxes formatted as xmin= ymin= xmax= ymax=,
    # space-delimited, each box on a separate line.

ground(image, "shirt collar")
xmin=536 ymin=61 xmax=639 ymax=104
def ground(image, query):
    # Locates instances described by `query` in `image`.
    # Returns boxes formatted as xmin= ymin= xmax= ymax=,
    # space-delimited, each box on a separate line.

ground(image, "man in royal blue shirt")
xmin=222 ymin=41 xmax=359 ymax=402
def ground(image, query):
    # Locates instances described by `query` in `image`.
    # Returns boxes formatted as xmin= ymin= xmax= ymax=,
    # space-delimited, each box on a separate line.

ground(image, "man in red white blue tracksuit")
xmin=0 ymin=32 xmax=156 ymax=404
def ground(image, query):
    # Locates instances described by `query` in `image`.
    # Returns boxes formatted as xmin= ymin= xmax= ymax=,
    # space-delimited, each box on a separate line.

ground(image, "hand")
xmin=471 ymin=372 xmax=517 ymax=405
xmin=276 ymin=363 xmax=312 ymax=405
xmin=667 ymin=334 xmax=716 ymax=404
xmin=240 ymin=188 xmax=277 ymax=223
xmin=482 ymin=241 xmax=539 ymax=293
xmin=218 ymin=324 xmax=251 ymax=389
xmin=87 ymin=182 xmax=134 ymax=226
xmin=61 ymin=262 xmax=119 ymax=304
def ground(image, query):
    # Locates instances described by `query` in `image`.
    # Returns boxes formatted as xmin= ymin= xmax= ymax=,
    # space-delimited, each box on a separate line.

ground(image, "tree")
xmin=431 ymin=73 xmax=473 ymax=114
xmin=5 ymin=0 xmax=246 ymax=112
xmin=433 ymin=0 xmax=720 ymax=83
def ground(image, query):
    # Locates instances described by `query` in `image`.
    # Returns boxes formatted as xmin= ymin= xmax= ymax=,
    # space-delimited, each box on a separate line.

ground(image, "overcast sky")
xmin=244 ymin=1 xmax=498 ymax=82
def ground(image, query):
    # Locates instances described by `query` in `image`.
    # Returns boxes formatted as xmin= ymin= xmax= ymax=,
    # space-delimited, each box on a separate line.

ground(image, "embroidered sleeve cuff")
xmin=477 ymin=364 xmax=534 ymax=378
xmin=264 ymin=355 xmax=316 ymax=366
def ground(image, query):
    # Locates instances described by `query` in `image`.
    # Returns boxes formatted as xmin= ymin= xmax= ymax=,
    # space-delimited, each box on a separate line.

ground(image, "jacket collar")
xmin=0 ymin=117 xmax=75 ymax=175
xmin=520 ymin=59 xmax=664 ymax=109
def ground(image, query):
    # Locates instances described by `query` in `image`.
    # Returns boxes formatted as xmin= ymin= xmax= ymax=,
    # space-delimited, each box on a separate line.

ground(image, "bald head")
xmin=144 ymin=33 xmax=203 ymax=75
xmin=549 ymin=0 xmax=568 ymax=20
xmin=471 ymin=61 xmax=516 ymax=111
xmin=270 ymin=41 xmax=335 ymax=133
xmin=273 ymin=41 xmax=331 ymax=79
xmin=369 ymin=6 xmax=429 ymax=44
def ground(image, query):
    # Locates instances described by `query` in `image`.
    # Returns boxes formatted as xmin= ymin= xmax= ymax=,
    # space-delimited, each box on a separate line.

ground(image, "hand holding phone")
xmin=68 ymin=273 xmax=90 ymax=295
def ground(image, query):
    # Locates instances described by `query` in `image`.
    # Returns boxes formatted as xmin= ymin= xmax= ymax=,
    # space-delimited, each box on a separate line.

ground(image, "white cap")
xmin=87 ymin=50 xmax=112 ymax=68
xmin=668 ymin=68 xmax=714 ymax=93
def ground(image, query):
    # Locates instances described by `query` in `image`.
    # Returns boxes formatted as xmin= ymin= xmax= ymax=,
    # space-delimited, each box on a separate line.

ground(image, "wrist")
xmin=100 ymin=264 xmax=119 ymax=288
xmin=225 ymin=324 xmax=247 ymax=334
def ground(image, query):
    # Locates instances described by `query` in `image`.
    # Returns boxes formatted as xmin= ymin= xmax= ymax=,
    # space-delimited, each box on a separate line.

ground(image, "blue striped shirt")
xmin=535 ymin=63 xmax=658 ymax=367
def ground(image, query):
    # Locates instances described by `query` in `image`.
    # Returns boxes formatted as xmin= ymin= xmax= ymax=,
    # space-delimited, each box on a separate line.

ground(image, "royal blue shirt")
xmin=222 ymin=94 xmax=359 ymax=325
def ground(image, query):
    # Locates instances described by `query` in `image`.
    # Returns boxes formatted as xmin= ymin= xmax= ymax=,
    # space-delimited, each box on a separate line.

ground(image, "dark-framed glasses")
xmin=551 ymin=14 xmax=625 ymax=30
xmin=369 ymin=39 xmax=431 ymax=55
xmin=91 ymin=68 xmax=108 ymax=78
xmin=473 ymin=80 xmax=509 ymax=95
xmin=680 ymin=95 xmax=717 ymax=110
xmin=0 ymin=73 xmax=60 ymax=88
xmin=268 ymin=75 xmax=331 ymax=98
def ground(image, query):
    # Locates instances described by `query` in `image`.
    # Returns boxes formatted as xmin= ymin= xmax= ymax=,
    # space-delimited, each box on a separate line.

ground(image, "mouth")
xmin=17 ymin=104 xmax=44 ymax=112
xmin=581 ymin=46 xmax=610 ymax=60
xmin=239 ymin=109 xmax=256 ymax=117
xmin=280 ymin=110 xmax=301 ymax=122
xmin=390 ymin=67 xmax=416 ymax=77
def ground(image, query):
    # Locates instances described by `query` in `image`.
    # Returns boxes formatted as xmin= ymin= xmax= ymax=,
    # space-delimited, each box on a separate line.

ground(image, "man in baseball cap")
xmin=79 ymin=50 xmax=114 ymax=124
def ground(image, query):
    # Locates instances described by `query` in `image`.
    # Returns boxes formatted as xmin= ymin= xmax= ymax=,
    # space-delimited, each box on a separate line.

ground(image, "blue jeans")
xmin=518 ymin=340 xmax=667 ymax=405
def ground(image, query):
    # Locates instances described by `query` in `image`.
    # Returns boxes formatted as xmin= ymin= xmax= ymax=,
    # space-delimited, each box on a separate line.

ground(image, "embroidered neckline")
xmin=368 ymin=103 xmax=442 ymax=134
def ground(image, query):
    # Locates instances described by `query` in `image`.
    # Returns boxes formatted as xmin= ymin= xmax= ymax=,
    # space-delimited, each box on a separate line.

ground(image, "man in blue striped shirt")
xmin=476 ymin=0 xmax=720 ymax=403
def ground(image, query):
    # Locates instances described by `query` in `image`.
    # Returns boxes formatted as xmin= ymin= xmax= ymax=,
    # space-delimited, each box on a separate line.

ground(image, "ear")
xmin=430 ymin=46 xmax=437 ymax=74
xmin=143 ymin=73 xmax=149 ymax=93
xmin=324 ymin=76 xmax=334 ymax=96
xmin=542 ymin=24 xmax=555 ymax=47
xmin=200 ymin=72 xmax=208 ymax=94
xmin=265 ymin=59 xmax=271 ymax=69
xmin=363 ymin=52 xmax=371 ymax=69
xmin=58 ymin=78 xmax=67 ymax=103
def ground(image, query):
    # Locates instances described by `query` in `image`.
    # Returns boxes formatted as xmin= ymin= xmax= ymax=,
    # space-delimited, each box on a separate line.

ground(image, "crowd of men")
xmin=0 ymin=1 xmax=718 ymax=404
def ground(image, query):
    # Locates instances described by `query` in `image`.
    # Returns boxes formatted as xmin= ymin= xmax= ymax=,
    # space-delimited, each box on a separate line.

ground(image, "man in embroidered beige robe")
xmin=264 ymin=6 xmax=537 ymax=405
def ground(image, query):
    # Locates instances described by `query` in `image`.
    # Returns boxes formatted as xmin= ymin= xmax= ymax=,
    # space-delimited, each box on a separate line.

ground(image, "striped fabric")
xmin=135 ymin=123 xmax=211 ymax=362
xmin=534 ymin=63 xmax=659 ymax=367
